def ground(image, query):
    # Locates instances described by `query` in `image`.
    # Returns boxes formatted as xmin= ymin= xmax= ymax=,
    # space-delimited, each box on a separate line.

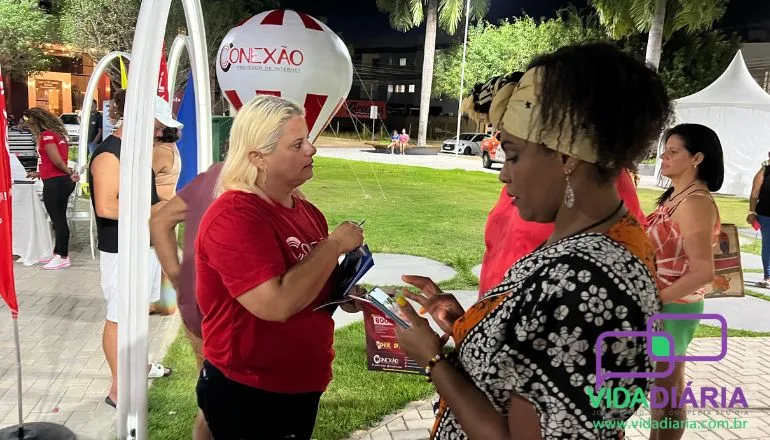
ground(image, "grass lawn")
xmin=147 ymin=157 xmax=758 ymax=439
xmin=741 ymin=239 xmax=762 ymax=256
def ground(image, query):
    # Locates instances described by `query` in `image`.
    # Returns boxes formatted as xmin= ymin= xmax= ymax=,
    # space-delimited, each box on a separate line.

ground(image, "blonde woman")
xmin=195 ymin=95 xmax=364 ymax=438
xmin=23 ymin=107 xmax=79 ymax=270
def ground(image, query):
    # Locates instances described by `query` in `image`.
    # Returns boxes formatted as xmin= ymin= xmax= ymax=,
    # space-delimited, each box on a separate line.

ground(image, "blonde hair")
xmin=216 ymin=95 xmax=304 ymax=196
xmin=23 ymin=107 xmax=69 ymax=142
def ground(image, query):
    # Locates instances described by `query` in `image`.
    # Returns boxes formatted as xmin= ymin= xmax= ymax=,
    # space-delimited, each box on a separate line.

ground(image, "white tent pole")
xmin=454 ymin=0 xmax=471 ymax=157
xmin=118 ymin=0 xmax=172 ymax=438
xmin=118 ymin=0 xmax=209 ymax=437
xmin=167 ymin=35 xmax=190 ymax=99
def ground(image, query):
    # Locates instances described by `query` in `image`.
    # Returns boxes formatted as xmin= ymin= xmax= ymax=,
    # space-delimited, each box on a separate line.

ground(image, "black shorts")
xmin=196 ymin=360 xmax=322 ymax=439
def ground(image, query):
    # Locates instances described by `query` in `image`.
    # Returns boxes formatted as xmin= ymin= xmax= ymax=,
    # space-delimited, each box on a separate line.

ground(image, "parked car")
xmin=60 ymin=112 xmax=80 ymax=145
xmin=440 ymin=132 xmax=486 ymax=155
xmin=8 ymin=128 xmax=38 ymax=171
xmin=481 ymin=130 xmax=504 ymax=169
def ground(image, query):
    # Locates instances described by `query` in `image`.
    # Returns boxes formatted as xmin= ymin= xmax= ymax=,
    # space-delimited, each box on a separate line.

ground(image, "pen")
xmin=356 ymin=219 xmax=366 ymax=227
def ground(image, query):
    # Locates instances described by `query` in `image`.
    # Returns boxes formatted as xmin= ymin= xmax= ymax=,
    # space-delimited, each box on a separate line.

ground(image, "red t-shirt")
xmin=195 ymin=190 xmax=335 ymax=393
xmin=38 ymin=131 xmax=69 ymax=179
xmin=478 ymin=170 xmax=647 ymax=297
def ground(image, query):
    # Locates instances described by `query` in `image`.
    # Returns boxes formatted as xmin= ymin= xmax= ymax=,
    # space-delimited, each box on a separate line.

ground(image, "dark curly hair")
xmin=22 ymin=107 xmax=69 ymax=142
xmin=112 ymin=89 xmax=126 ymax=117
xmin=527 ymin=42 xmax=672 ymax=182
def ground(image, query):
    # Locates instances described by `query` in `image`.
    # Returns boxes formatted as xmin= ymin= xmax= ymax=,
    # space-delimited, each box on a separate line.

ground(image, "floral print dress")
xmin=433 ymin=215 xmax=661 ymax=439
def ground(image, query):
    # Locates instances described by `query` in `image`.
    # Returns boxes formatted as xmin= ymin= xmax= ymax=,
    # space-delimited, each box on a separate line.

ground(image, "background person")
xmin=150 ymin=96 xmax=184 ymax=316
xmin=398 ymin=128 xmax=409 ymax=154
xmin=87 ymin=99 xmax=103 ymax=156
xmin=388 ymin=130 xmax=400 ymax=154
xmin=195 ymin=95 xmax=364 ymax=438
xmin=152 ymin=96 xmax=183 ymax=202
xmin=748 ymin=151 xmax=770 ymax=287
xmin=393 ymin=42 xmax=670 ymax=439
xmin=22 ymin=107 xmax=79 ymax=270
xmin=89 ymin=89 xmax=172 ymax=408
xmin=646 ymin=123 xmax=724 ymax=440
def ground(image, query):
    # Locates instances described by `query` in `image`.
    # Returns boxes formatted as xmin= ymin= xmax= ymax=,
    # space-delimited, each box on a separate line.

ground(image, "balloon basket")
xmin=0 ymin=423 xmax=77 ymax=440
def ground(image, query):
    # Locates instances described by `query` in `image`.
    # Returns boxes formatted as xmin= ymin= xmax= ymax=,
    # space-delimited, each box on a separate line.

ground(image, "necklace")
xmin=667 ymin=180 xmax=698 ymax=202
xmin=533 ymin=201 xmax=625 ymax=252
xmin=571 ymin=200 xmax=625 ymax=237
xmin=481 ymin=200 xmax=626 ymax=303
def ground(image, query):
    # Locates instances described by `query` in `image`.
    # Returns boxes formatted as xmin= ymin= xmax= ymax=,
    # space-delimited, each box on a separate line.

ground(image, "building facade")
xmin=5 ymin=43 xmax=111 ymax=121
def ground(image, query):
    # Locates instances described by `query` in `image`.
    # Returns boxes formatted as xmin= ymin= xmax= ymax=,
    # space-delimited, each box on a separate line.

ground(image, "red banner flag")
xmin=0 ymin=65 xmax=18 ymax=318
xmin=158 ymin=43 xmax=169 ymax=102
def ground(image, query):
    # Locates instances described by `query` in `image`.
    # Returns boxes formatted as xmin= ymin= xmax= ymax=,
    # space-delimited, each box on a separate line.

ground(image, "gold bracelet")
xmin=424 ymin=353 xmax=446 ymax=382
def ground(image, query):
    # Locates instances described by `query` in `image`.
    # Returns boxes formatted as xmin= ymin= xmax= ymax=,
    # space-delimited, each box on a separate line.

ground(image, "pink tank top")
xmin=645 ymin=191 xmax=720 ymax=303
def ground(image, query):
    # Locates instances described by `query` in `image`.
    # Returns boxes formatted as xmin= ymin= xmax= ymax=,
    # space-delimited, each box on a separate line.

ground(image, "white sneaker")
xmin=43 ymin=255 xmax=71 ymax=270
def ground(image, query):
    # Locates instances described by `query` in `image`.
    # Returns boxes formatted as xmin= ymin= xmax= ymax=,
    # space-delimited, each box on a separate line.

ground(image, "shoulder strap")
xmin=669 ymin=189 xmax=714 ymax=216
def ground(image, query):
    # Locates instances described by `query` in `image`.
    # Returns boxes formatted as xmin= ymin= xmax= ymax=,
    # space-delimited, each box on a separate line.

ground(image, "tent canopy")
xmin=656 ymin=50 xmax=770 ymax=198
xmin=675 ymin=51 xmax=770 ymax=111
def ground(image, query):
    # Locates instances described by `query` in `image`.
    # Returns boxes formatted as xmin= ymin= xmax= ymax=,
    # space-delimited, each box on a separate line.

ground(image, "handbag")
xmin=704 ymin=223 xmax=744 ymax=299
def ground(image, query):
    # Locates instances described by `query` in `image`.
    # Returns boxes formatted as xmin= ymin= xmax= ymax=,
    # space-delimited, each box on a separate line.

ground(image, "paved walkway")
xmin=345 ymin=338 xmax=770 ymax=440
xmin=362 ymin=254 xmax=456 ymax=286
xmin=0 ymin=247 xmax=179 ymax=439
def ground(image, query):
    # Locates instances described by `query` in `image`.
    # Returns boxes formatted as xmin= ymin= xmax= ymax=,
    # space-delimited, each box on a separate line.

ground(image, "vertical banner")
xmin=363 ymin=304 xmax=422 ymax=374
xmin=0 ymin=65 xmax=18 ymax=317
xmin=176 ymin=74 xmax=198 ymax=190
xmin=157 ymin=43 xmax=170 ymax=102
xmin=119 ymin=57 xmax=129 ymax=89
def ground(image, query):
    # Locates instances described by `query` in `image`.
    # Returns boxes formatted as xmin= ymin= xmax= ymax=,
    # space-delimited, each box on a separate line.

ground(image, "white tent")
xmin=655 ymin=50 xmax=770 ymax=197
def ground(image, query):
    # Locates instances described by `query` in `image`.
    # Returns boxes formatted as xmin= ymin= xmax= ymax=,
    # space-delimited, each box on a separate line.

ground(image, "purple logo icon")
xmin=595 ymin=313 xmax=728 ymax=389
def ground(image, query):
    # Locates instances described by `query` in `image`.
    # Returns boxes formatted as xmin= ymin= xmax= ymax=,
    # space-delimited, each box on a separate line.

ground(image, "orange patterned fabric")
xmin=645 ymin=192 xmax=720 ymax=303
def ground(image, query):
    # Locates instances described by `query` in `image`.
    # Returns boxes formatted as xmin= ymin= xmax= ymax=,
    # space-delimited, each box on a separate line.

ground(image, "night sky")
xmin=278 ymin=0 xmax=770 ymax=44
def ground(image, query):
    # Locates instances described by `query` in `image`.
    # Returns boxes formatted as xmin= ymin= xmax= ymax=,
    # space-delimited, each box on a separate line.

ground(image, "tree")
xmin=590 ymin=0 xmax=728 ymax=70
xmin=433 ymin=9 xmax=606 ymax=98
xmin=60 ymin=0 xmax=278 ymax=96
xmin=0 ymin=0 xmax=54 ymax=80
xmin=59 ymin=0 xmax=140 ymax=60
xmin=377 ymin=0 xmax=491 ymax=147
xmin=657 ymin=29 xmax=741 ymax=99
xmin=59 ymin=0 xmax=140 ymax=84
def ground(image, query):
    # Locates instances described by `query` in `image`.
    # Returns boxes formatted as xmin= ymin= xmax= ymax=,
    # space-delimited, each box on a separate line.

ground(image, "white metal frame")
xmin=111 ymin=0 xmax=212 ymax=438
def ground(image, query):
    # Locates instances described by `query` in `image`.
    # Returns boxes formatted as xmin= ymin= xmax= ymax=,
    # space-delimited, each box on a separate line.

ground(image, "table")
xmin=11 ymin=181 xmax=52 ymax=266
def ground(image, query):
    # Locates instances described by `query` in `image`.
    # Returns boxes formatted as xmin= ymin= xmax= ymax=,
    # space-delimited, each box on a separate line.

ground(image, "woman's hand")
xmin=339 ymin=285 xmax=366 ymax=313
xmin=747 ymin=213 xmax=757 ymax=226
xmin=26 ymin=171 xmax=39 ymax=179
xmin=328 ymin=221 xmax=364 ymax=254
xmin=394 ymin=296 xmax=443 ymax=366
xmin=69 ymin=169 xmax=80 ymax=183
xmin=401 ymin=275 xmax=464 ymax=337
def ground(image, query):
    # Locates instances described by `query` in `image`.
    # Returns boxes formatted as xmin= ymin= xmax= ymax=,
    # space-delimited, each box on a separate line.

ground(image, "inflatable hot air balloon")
xmin=216 ymin=9 xmax=353 ymax=142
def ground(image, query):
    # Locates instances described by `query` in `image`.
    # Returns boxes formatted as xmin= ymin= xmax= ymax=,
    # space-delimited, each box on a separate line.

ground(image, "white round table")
xmin=11 ymin=181 xmax=52 ymax=266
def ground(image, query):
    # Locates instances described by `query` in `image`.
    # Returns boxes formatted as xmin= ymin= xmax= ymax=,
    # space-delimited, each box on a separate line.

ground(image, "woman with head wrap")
xmin=394 ymin=42 xmax=670 ymax=439
xmin=462 ymin=72 xmax=649 ymax=296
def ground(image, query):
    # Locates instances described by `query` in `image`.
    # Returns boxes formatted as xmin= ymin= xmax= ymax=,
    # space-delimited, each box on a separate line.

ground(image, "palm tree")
xmin=590 ymin=0 xmax=728 ymax=71
xmin=377 ymin=0 xmax=490 ymax=147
